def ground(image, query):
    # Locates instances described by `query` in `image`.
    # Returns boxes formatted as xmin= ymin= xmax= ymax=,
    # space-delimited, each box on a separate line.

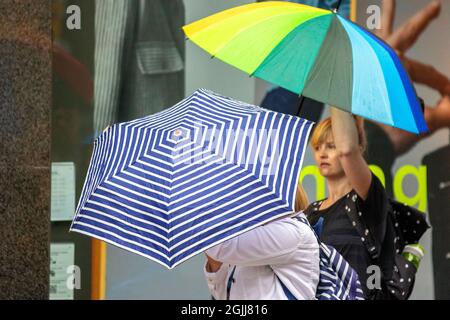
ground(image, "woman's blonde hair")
xmin=310 ymin=116 xmax=367 ymax=153
xmin=295 ymin=183 xmax=309 ymax=212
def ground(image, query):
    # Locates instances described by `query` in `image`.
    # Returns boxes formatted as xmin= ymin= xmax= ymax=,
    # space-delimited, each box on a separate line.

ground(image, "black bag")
xmin=345 ymin=198 xmax=430 ymax=300
xmin=306 ymin=193 xmax=430 ymax=300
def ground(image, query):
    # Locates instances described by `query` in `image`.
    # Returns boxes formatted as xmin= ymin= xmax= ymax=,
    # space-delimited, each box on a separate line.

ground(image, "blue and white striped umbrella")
xmin=70 ymin=89 xmax=314 ymax=269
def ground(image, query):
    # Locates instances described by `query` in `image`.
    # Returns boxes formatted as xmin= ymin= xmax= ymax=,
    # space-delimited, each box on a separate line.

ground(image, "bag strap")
xmin=226 ymin=266 xmax=236 ymax=300
xmin=343 ymin=196 xmax=380 ymax=262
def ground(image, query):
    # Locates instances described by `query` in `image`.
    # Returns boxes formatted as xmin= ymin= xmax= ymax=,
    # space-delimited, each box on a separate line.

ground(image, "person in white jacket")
xmin=204 ymin=185 xmax=320 ymax=300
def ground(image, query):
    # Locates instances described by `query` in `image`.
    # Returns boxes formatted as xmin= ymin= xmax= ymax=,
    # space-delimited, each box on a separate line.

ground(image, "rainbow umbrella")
xmin=183 ymin=1 xmax=427 ymax=134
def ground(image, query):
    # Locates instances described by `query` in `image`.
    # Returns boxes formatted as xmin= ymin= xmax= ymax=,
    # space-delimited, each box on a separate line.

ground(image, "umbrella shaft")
xmin=296 ymin=95 xmax=306 ymax=117
xmin=335 ymin=0 xmax=343 ymax=12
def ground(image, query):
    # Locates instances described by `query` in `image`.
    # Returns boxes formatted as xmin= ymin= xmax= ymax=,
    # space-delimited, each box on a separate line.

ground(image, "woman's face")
xmin=313 ymin=135 xmax=345 ymax=179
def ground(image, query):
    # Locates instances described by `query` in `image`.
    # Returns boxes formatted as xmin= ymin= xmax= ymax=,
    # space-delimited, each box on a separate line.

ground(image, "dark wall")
xmin=0 ymin=0 xmax=52 ymax=299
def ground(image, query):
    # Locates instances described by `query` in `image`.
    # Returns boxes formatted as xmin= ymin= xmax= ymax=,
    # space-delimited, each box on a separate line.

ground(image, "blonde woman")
xmin=203 ymin=185 xmax=320 ymax=300
xmin=305 ymin=107 xmax=390 ymax=299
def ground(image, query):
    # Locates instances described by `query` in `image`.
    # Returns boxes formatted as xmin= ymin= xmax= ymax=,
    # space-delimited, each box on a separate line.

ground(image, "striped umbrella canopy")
xmin=70 ymin=89 xmax=314 ymax=269
xmin=183 ymin=1 xmax=427 ymax=134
